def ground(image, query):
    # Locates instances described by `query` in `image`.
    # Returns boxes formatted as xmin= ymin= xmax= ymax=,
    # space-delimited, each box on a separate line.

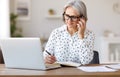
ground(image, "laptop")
xmin=0 ymin=38 xmax=61 ymax=70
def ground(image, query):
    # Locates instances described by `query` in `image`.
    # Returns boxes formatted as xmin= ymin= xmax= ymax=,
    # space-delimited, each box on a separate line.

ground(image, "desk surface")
xmin=0 ymin=64 xmax=120 ymax=77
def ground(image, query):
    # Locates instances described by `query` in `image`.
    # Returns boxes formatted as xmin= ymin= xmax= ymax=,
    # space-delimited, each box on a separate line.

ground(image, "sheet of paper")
xmin=77 ymin=66 xmax=117 ymax=72
xmin=105 ymin=64 xmax=120 ymax=70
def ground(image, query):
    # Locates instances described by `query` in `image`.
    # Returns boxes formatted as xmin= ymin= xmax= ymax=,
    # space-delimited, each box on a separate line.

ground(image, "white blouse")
xmin=44 ymin=25 xmax=95 ymax=65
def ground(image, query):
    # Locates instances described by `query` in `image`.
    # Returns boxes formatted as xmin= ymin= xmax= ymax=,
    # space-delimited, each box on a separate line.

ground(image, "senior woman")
xmin=44 ymin=0 xmax=95 ymax=65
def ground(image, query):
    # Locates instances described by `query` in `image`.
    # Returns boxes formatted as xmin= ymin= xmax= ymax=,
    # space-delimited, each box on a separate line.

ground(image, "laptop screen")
xmin=0 ymin=38 xmax=47 ymax=70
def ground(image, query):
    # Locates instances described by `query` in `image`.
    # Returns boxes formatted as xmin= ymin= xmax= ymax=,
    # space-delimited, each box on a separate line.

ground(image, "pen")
xmin=45 ymin=50 xmax=51 ymax=55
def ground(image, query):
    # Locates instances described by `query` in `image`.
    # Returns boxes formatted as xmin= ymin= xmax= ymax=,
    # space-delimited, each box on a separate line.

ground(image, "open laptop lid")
xmin=0 ymin=38 xmax=47 ymax=70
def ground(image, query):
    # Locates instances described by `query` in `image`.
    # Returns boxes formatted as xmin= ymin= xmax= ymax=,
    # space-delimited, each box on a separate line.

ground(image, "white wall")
xmin=0 ymin=0 xmax=10 ymax=38
xmin=10 ymin=0 xmax=120 ymax=50
xmin=85 ymin=0 xmax=120 ymax=36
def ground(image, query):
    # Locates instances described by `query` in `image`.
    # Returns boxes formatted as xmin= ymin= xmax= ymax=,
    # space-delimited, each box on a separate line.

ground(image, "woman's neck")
xmin=67 ymin=27 xmax=78 ymax=36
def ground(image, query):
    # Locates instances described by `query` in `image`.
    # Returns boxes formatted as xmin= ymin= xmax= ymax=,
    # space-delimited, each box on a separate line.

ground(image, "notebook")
xmin=0 ymin=38 xmax=61 ymax=70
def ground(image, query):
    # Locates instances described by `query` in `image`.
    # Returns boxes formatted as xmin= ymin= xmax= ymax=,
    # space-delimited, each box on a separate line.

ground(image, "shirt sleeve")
xmin=43 ymin=30 xmax=57 ymax=58
xmin=78 ymin=31 xmax=95 ymax=65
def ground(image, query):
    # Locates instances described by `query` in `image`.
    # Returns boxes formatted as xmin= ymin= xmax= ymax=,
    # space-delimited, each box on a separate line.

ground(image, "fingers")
xmin=77 ymin=18 xmax=86 ymax=30
xmin=78 ymin=18 xmax=86 ymax=28
xmin=80 ymin=18 xmax=86 ymax=25
xmin=45 ymin=55 xmax=56 ymax=64
xmin=77 ymin=18 xmax=86 ymax=39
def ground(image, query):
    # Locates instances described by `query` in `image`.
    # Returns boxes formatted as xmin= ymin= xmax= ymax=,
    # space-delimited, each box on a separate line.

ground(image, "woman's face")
xmin=64 ymin=6 xmax=80 ymax=29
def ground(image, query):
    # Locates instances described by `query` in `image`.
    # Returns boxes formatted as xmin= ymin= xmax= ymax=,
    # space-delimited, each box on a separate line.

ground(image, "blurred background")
xmin=0 ymin=0 xmax=120 ymax=63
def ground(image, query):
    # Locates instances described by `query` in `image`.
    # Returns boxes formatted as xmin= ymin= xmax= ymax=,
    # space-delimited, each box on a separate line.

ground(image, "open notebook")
xmin=0 ymin=38 xmax=61 ymax=70
xmin=56 ymin=61 xmax=81 ymax=67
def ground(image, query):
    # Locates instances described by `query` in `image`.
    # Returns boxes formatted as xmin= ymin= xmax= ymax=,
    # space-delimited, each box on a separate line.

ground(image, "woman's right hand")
xmin=45 ymin=55 xmax=56 ymax=64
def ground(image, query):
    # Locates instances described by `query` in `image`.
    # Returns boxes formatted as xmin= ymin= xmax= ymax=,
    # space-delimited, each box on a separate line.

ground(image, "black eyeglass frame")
xmin=62 ymin=12 xmax=84 ymax=21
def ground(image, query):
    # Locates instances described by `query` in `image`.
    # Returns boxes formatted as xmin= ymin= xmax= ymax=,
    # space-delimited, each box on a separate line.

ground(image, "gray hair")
xmin=63 ymin=0 xmax=88 ymax=21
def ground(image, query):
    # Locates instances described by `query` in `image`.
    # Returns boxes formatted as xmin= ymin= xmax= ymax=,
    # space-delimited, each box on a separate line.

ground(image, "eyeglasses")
xmin=63 ymin=13 xmax=81 ymax=21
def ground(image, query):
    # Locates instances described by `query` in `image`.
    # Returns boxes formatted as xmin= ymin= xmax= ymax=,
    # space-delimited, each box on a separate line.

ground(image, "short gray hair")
xmin=63 ymin=0 xmax=88 ymax=21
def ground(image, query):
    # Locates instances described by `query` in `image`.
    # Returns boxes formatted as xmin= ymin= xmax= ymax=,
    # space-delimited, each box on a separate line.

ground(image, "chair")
xmin=90 ymin=50 xmax=100 ymax=64
xmin=0 ymin=48 xmax=4 ymax=64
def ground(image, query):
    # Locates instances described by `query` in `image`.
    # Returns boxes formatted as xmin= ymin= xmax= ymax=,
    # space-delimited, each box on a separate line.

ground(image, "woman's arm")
xmin=43 ymin=30 xmax=57 ymax=64
xmin=78 ymin=30 xmax=95 ymax=65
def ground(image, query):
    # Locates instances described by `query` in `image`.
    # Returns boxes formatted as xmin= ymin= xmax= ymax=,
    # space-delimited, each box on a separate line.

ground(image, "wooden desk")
xmin=0 ymin=64 xmax=120 ymax=77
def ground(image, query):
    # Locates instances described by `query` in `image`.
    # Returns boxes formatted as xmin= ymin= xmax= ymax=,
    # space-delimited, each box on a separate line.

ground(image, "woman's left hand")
xmin=77 ymin=18 xmax=86 ymax=39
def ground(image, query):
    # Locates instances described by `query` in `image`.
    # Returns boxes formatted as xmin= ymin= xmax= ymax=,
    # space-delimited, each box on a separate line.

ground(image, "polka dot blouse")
xmin=44 ymin=25 xmax=95 ymax=65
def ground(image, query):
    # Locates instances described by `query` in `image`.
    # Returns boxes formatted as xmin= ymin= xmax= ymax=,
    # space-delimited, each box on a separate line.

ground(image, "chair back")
xmin=0 ymin=48 xmax=4 ymax=64
xmin=90 ymin=50 xmax=100 ymax=64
